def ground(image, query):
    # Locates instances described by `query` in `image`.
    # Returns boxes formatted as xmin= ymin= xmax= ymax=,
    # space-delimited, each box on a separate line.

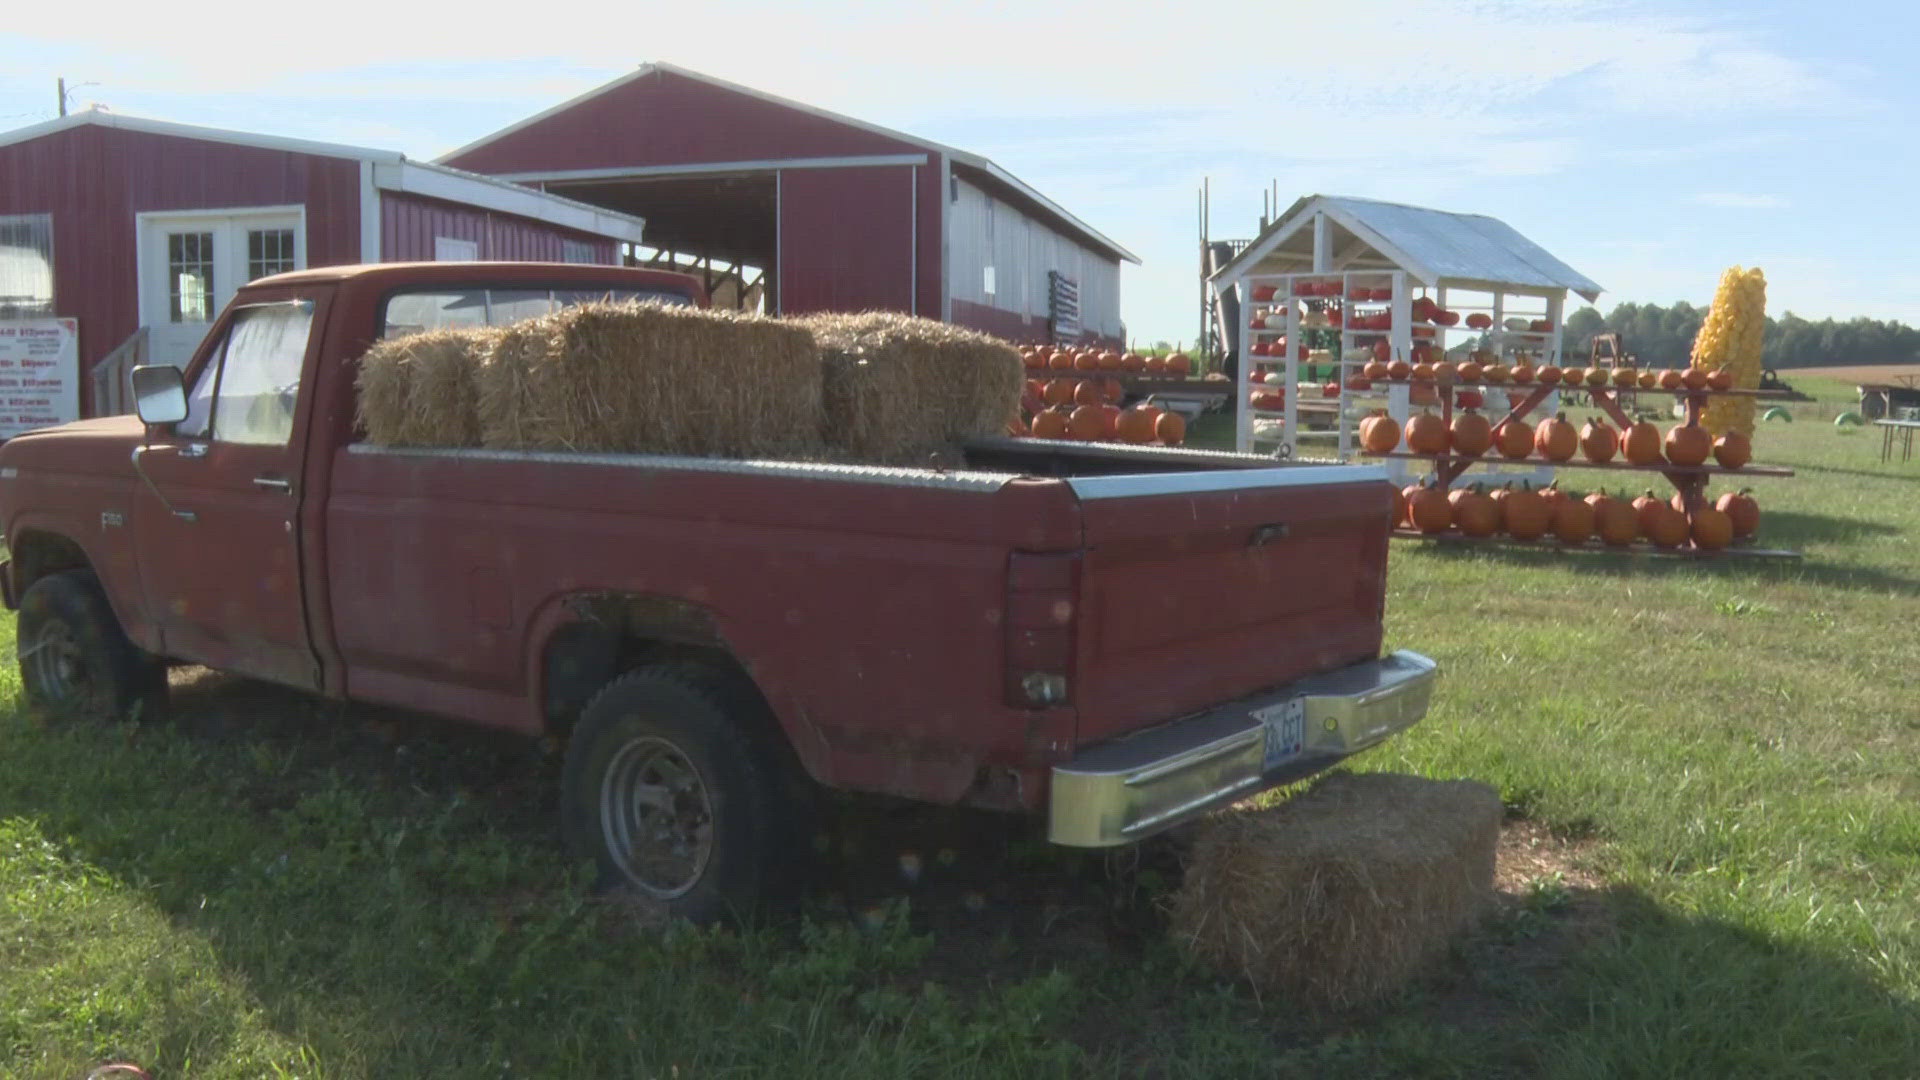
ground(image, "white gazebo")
xmin=1210 ymin=195 xmax=1602 ymax=483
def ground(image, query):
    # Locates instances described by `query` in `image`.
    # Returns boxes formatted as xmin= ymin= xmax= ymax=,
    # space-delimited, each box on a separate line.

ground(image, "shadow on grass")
xmin=4 ymin=678 xmax=1918 ymax=1077
xmin=1406 ymin=527 xmax=1920 ymax=598
xmin=1783 ymin=459 xmax=1920 ymax=484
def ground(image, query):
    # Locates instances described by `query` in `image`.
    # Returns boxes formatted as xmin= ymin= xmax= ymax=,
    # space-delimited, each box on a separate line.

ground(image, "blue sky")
xmin=2 ymin=0 xmax=1913 ymax=347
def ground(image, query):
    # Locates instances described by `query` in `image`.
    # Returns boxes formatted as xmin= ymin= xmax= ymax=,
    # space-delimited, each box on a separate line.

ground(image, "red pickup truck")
xmin=0 ymin=262 xmax=1435 ymax=921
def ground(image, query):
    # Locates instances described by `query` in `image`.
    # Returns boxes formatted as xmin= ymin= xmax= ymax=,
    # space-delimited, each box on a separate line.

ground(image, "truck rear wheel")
xmin=560 ymin=664 xmax=808 ymax=924
xmin=17 ymin=570 xmax=166 ymax=723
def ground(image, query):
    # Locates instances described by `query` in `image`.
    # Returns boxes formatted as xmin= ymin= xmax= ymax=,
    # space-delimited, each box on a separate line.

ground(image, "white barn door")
xmin=138 ymin=207 xmax=305 ymax=370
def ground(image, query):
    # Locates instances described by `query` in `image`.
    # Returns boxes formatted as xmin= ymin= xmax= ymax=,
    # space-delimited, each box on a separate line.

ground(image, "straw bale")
xmin=801 ymin=312 xmax=1023 ymax=465
xmin=355 ymin=327 xmax=500 ymax=447
xmin=475 ymin=301 xmax=823 ymax=458
xmin=1169 ymin=772 xmax=1502 ymax=1009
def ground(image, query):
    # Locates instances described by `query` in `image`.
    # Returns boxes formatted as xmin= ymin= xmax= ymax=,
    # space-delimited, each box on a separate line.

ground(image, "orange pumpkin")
xmin=1579 ymin=416 xmax=1619 ymax=464
xmin=1390 ymin=484 xmax=1408 ymax=529
xmin=1073 ymin=380 xmax=1104 ymax=407
xmin=1552 ymin=497 xmax=1596 ymax=545
xmin=1691 ymin=506 xmax=1734 ymax=550
xmin=1658 ymin=369 xmax=1684 ymax=390
xmin=1619 ymin=420 xmax=1663 ymax=465
xmin=1121 ymin=352 xmax=1146 ymax=372
xmin=1502 ymin=483 xmax=1552 ymax=540
xmin=1534 ymin=411 xmax=1578 ymax=462
xmin=1043 ymin=379 xmax=1075 ymax=407
xmin=1457 ymin=359 xmax=1484 ymax=383
xmin=1363 ymin=359 xmax=1390 ymax=381
xmin=1638 ymin=370 xmax=1660 ymax=389
xmin=1716 ymin=488 xmax=1760 ymax=537
xmin=1536 ymin=365 xmax=1564 ymax=387
xmin=1452 ymin=485 xmax=1500 ymax=537
xmin=1360 ymin=411 xmax=1401 ymax=454
xmin=1411 ymin=362 xmax=1436 ymax=382
xmin=1168 ymin=352 xmax=1193 ymax=376
xmin=1538 ymin=480 xmax=1569 ymax=509
xmin=1681 ymin=367 xmax=1709 ymax=391
xmin=1068 ymin=404 xmax=1106 ymax=440
xmin=1707 ymin=367 xmax=1733 ymax=392
xmin=1632 ymin=489 xmax=1664 ymax=534
xmin=1665 ymin=420 xmax=1712 ymax=467
xmin=1482 ymin=363 xmax=1510 ymax=384
xmin=1644 ymin=502 xmax=1689 ymax=548
xmin=1101 ymin=403 xmax=1122 ymax=439
xmin=1022 ymin=350 xmax=1043 ymax=371
xmin=1103 ymin=378 xmax=1125 ymax=404
xmin=1048 ymin=350 xmax=1074 ymax=371
xmin=1431 ymin=360 xmax=1458 ymax=385
xmin=1406 ymin=482 xmax=1453 ymax=534
xmin=1611 ymin=366 xmax=1638 ymax=388
xmin=1712 ymin=430 xmax=1751 ymax=469
xmin=1031 ymin=408 xmax=1069 ymax=439
xmin=1074 ymin=351 xmax=1100 ymax=372
xmin=1155 ymin=410 xmax=1186 ymax=445
xmin=1098 ymin=350 xmax=1123 ymax=371
xmin=1388 ymin=358 xmax=1412 ymax=381
xmin=1593 ymin=496 xmax=1638 ymax=546
xmin=1510 ymin=361 xmax=1536 ymax=385
xmin=1145 ymin=354 xmax=1168 ymax=374
xmin=1115 ymin=404 xmax=1159 ymax=444
xmin=1585 ymin=367 xmax=1610 ymax=387
xmin=1399 ymin=483 xmax=1422 ymax=528
xmin=1450 ymin=408 xmax=1493 ymax=457
xmin=1493 ymin=417 xmax=1535 ymax=460
xmin=1404 ymin=410 xmax=1449 ymax=454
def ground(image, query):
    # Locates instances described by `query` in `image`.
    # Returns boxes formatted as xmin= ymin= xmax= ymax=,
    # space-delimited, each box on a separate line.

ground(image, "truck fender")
xmin=6 ymin=516 xmax=161 ymax=655
xmin=521 ymin=589 xmax=832 ymax=785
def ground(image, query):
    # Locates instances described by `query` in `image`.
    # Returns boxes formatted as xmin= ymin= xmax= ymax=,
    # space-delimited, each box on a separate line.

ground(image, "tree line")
xmin=1562 ymin=303 xmax=1920 ymax=370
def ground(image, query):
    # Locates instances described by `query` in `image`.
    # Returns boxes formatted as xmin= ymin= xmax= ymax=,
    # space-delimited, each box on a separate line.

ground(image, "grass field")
xmin=4 ymin=377 xmax=1918 ymax=1078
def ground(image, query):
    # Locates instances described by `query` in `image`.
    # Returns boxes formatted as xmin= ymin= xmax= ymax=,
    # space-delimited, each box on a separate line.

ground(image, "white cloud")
xmin=1693 ymin=193 xmax=1790 ymax=209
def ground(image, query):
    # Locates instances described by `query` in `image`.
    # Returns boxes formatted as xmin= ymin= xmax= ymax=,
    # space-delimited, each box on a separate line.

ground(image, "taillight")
xmin=1005 ymin=551 xmax=1079 ymax=708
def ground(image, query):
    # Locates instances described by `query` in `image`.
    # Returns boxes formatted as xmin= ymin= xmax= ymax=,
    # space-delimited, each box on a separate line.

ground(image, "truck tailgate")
xmin=1065 ymin=466 xmax=1393 ymax=748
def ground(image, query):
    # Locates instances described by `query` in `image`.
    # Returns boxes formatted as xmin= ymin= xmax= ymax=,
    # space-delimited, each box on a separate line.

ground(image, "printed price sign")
xmin=0 ymin=318 xmax=80 ymax=439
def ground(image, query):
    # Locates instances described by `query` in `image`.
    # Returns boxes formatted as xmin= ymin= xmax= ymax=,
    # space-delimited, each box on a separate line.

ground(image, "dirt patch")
xmin=1493 ymin=817 xmax=1605 ymax=896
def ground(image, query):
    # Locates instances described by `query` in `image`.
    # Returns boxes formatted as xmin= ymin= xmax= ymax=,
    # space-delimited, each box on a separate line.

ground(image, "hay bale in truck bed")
xmin=802 ymin=313 xmax=1023 ymax=465
xmin=475 ymin=301 xmax=824 ymax=458
xmin=1170 ymin=772 xmax=1502 ymax=1009
xmin=354 ymin=328 xmax=501 ymax=447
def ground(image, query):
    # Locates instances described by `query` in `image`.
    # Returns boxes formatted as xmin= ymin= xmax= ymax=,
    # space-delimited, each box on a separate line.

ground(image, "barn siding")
xmin=777 ymin=166 xmax=915 ymax=315
xmin=380 ymin=192 xmax=617 ymax=263
xmin=0 ymin=124 xmax=362 ymax=415
xmin=946 ymin=176 xmax=1122 ymax=343
xmin=444 ymin=69 xmax=926 ymax=175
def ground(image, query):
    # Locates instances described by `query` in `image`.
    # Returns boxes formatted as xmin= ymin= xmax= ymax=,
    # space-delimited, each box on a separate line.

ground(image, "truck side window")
xmin=206 ymin=302 xmax=316 ymax=446
xmin=176 ymin=341 xmax=223 ymax=439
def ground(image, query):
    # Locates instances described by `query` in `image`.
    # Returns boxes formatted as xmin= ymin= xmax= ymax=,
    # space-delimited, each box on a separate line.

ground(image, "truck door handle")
xmin=253 ymin=476 xmax=292 ymax=493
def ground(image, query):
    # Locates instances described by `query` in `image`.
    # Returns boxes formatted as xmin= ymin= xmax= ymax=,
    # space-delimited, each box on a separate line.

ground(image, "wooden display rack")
xmin=1367 ymin=379 xmax=1800 ymax=560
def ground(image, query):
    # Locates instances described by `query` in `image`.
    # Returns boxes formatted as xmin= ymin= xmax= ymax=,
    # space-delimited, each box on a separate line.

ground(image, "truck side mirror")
xmin=130 ymin=365 xmax=188 ymax=426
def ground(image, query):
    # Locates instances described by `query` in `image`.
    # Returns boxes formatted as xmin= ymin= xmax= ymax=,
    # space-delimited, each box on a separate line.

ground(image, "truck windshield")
xmin=380 ymin=287 xmax=692 ymax=339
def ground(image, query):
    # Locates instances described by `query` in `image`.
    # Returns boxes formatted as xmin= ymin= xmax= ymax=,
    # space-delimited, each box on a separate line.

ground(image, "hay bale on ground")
xmin=1169 ymin=772 xmax=1502 ymax=1009
xmin=801 ymin=312 xmax=1023 ymax=465
xmin=475 ymin=301 xmax=823 ymax=458
xmin=355 ymin=328 xmax=501 ymax=447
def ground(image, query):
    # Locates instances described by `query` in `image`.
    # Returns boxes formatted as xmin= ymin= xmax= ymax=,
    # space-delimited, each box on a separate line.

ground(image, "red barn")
xmin=439 ymin=63 xmax=1136 ymax=345
xmin=0 ymin=109 xmax=647 ymax=416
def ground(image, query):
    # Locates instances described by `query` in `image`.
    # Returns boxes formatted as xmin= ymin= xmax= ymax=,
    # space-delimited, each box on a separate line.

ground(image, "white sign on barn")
xmin=0 ymin=318 xmax=80 ymax=439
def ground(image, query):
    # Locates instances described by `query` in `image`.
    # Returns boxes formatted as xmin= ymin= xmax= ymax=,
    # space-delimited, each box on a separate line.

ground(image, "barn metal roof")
xmin=1213 ymin=194 xmax=1601 ymax=301
xmin=437 ymin=62 xmax=1140 ymax=265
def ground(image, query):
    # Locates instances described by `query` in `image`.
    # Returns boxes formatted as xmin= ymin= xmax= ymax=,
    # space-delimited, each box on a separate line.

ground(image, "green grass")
xmin=4 ymin=377 xmax=1918 ymax=1077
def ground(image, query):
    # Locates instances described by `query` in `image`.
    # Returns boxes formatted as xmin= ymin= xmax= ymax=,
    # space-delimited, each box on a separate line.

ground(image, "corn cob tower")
xmin=1689 ymin=266 xmax=1767 ymax=437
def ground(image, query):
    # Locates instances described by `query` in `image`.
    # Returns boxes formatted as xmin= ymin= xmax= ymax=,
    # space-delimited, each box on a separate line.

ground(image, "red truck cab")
xmin=0 ymin=263 xmax=1435 ymax=922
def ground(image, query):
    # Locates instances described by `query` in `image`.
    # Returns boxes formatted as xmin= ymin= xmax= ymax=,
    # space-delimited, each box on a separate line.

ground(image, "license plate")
xmin=1256 ymin=697 xmax=1305 ymax=771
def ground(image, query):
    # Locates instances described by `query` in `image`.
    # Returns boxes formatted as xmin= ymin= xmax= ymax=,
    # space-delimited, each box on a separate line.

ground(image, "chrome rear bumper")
xmin=1047 ymin=650 xmax=1438 ymax=847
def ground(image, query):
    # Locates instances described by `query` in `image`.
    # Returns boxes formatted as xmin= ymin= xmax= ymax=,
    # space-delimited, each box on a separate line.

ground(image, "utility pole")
xmin=58 ymin=77 xmax=66 ymax=117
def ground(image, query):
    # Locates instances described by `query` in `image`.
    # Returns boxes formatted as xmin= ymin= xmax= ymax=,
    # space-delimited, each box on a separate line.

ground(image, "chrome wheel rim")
xmin=600 ymin=735 xmax=713 ymax=899
xmin=26 ymin=618 xmax=103 ymax=716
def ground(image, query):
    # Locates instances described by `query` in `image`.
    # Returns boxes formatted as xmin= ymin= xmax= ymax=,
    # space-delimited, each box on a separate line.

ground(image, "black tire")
xmin=560 ymin=663 xmax=811 ymax=924
xmin=17 ymin=570 xmax=166 ymax=723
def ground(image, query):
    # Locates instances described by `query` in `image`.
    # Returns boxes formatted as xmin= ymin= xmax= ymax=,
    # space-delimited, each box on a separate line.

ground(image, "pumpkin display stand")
xmin=1371 ymin=381 xmax=1800 ymax=560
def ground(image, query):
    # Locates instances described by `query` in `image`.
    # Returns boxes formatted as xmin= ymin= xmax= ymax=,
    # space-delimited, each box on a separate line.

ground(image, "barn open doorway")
xmin=538 ymin=172 xmax=776 ymax=313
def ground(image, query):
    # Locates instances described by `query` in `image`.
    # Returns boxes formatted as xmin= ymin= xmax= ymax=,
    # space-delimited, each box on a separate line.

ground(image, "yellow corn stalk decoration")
xmin=1689 ymin=266 xmax=1767 ymax=437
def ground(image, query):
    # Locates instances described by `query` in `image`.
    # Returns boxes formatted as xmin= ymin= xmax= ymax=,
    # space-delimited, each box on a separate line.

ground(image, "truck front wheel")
xmin=560 ymin=664 xmax=807 ymax=924
xmin=17 ymin=570 xmax=166 ymax=723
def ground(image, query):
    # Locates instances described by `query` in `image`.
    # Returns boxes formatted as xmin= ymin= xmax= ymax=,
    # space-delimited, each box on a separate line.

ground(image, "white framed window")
xmin=561 ymin=238 xmax=598 ymax=264
xmin=0 ymin=213 xmax=55 ymax=319
xmin=434 ymin=236 xmax=479 ymax=262
xmin=247 ymin=228 xmax=297 ymax=280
